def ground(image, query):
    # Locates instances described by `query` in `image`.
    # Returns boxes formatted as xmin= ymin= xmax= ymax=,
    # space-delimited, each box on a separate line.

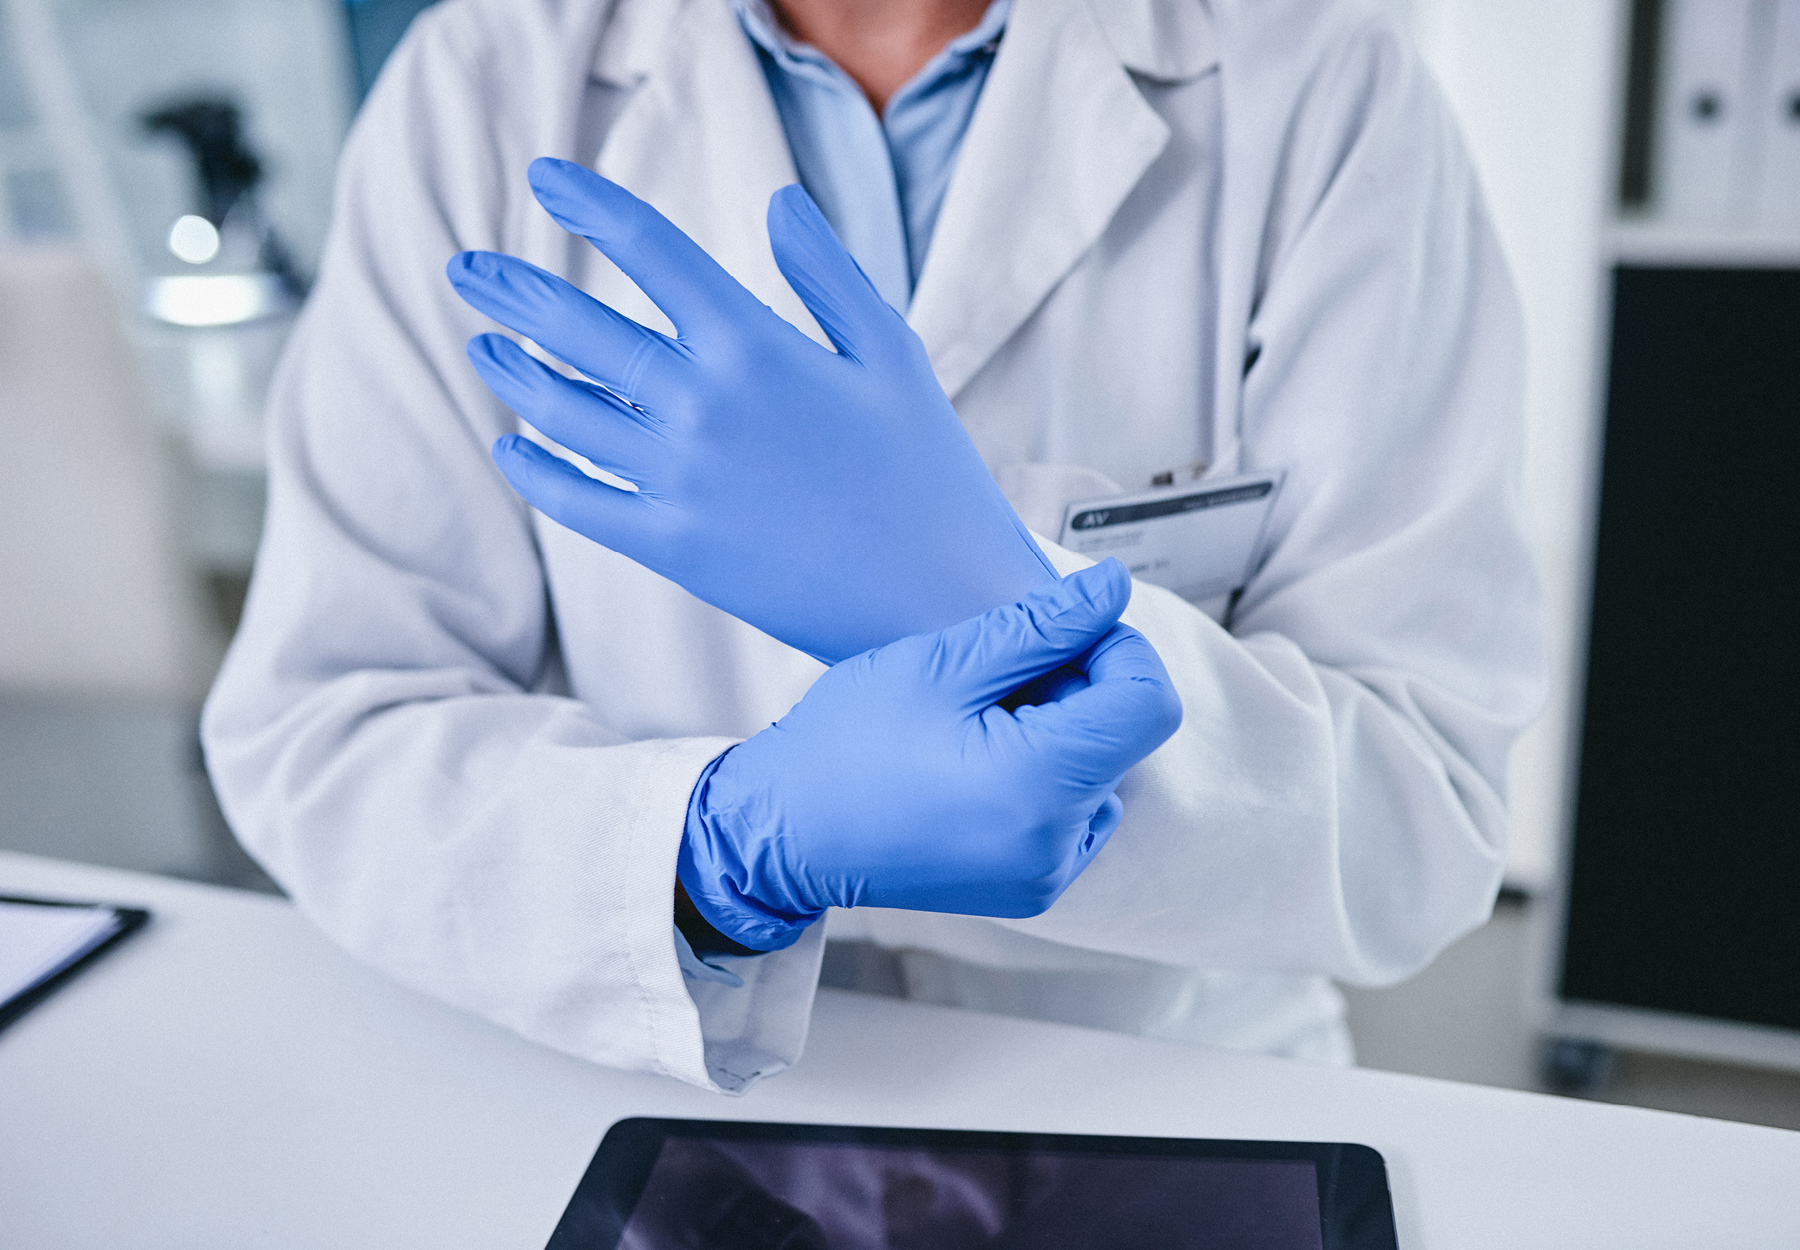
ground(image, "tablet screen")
xmin=548 ymin=1119 xmax=1395 ymax=1250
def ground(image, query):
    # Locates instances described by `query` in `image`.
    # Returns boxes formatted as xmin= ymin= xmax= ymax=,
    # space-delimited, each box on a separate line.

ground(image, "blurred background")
xmin=1 ymin=0 xmax=1796 ymax=1127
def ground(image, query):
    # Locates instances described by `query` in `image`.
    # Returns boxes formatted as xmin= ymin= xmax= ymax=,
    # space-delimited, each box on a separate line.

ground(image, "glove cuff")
xmin=678 ymin=750 xmax=822 ymax=953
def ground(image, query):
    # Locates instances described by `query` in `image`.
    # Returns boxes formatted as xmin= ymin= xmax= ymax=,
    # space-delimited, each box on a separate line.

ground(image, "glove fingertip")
xmin=1070 ymin=557 xmax=1131 ymax=612
xmin=444 ymin=250 xmax=493 ymax=291
xmin=527 ymin=154 xmax=581 ymax=182
xmin=527 ymin=159 xmax=642 ymax=243
xmin=466 ymin=331 xmax=507 ymax=365
xmin=527 ymin=155 xmax=599 ymax=201
xmin=491 ymin=432 xmax=544 ymax=468
xmin=467 ymin=336 xmax=545 ymax=401
xmin=767 ymin=185 xmax=848 ymax=281
xmin=1019 ymin=561 xmax=1129 ymax=649
xmin=769 ymin=182 xmax=828 ymax=234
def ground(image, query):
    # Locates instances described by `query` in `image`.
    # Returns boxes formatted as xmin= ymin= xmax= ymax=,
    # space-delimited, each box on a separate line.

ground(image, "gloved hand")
xmin=446 ymin=158 xmax=1056 ymax=664
xmin=677 ymin=560 xmax=1184 ymax=952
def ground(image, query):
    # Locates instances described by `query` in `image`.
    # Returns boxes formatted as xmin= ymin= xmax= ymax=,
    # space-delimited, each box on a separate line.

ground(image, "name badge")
xmin=1058 ymin=471 xmax=1285 ymax=602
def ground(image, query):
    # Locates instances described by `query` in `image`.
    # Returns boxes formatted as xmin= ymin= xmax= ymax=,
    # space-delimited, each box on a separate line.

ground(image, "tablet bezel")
xmin=546 ymin=1117 xmax=1397 ymax=1250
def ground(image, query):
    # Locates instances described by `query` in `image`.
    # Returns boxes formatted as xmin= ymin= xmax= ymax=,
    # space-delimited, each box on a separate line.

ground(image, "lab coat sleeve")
xmin=998 ymin=15 xmax=1547 ymax=987
xmin=199 ymin=3 xmax=823 ymax=1093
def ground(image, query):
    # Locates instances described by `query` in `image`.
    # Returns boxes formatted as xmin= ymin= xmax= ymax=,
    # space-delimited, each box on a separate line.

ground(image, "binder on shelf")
xmin=1757 ymin=0 xmax=1800 ymax=227
xmin=1657 ymin=0 xmax=1762 ymax=223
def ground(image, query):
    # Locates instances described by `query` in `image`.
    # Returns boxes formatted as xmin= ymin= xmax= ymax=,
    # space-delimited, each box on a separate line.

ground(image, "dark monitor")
xmin=1562 ymin=264 xmax=1800 ymax=1031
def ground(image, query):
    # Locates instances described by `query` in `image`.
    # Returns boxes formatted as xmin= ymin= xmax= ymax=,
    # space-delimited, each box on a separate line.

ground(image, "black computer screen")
xmin=1562 ymin=265 xmax=1800 ymax=1030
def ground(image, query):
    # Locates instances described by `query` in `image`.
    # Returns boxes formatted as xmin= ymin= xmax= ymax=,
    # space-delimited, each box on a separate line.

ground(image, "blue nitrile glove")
xmin=676 ymin=560 xmax=1184 ymax=952
xmin=446 ymin=158 xmax=1057 ymax=664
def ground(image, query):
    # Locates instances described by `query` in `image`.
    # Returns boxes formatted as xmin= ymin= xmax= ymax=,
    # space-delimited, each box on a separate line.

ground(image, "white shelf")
xmin=1608 ymin=219 xmax=1800 ymax=266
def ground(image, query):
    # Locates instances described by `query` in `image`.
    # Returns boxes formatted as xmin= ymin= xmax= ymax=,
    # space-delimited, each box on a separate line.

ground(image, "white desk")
xmin=2 ymin=851 xmax=1795 ymax=1248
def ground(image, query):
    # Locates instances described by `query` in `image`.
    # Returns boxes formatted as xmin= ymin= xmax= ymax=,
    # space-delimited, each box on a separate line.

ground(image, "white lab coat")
xmin=202 ymin=0 xmax=1546 ymax=1092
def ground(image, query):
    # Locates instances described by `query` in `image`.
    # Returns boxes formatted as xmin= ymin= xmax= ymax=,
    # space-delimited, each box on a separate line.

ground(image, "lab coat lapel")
xmin=589 ymin=0 xmax=822 ymax=342
xmin=907 ymin=0 xmax=1173 ymax=400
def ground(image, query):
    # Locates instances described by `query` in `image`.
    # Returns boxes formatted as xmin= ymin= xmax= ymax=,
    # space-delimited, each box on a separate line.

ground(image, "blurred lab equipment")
xmin=140 ymin=96 xmax=307 ymax=327
xmin=134 ymin=92 xmax=306 ymax=552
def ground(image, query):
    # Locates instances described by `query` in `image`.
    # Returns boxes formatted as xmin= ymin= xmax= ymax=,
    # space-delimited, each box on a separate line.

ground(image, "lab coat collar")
xmin=1087 ymin=0 xmax=1220 ymax=83
xmin=588 ymin=0 xmax=1218 ymax=394
xmin=909 ymin=0 xmax=1196 ymax=398
xmin=591 ymin=0 xmax=679 ymax=88
xmin=593 ymin=0 xmax=1222 ymax=86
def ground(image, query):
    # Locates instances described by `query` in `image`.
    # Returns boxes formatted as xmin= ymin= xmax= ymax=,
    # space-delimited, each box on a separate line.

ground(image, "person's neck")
xmin=769 ymin=0 xmax=994 ymax=113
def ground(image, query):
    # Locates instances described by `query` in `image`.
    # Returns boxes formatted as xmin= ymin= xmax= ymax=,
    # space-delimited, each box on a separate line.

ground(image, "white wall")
xmin=0 ymin=246 xmax=217 ymax=699
xmin=1377 ymin=0 xmax=1625 ymax=888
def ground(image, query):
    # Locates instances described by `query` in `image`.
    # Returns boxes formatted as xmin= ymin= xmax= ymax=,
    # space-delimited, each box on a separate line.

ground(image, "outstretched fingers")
xmin=466 ymin=334 xmax=658 ymax=484
xmin=446 ymin=250 xmax=673 ymax=402
xmin=491 ymin=434 xmax=651 ymax=552
xmin=528 ymin=158 xmax=767 ymax=341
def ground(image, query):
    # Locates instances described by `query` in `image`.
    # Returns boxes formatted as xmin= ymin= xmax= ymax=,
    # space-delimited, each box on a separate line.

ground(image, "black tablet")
xmin=547 ymin=1118 xmax=1397 ymax=1250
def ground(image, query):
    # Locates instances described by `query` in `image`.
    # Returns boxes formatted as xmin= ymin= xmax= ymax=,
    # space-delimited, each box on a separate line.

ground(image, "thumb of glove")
xmin=766 ymin=183 xmax=905 ymax=363
xmin=936 ymin=559 xmax=1133 ymax=711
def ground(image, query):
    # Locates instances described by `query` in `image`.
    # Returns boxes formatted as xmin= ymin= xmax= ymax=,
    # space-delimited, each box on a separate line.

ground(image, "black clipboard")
xmin=0 ymin=894 xmax=150 ymax=1036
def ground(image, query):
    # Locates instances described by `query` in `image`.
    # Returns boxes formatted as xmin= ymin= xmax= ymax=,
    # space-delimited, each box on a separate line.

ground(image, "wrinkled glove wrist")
xmin=679 ymin=750 xmax=823 ymax=953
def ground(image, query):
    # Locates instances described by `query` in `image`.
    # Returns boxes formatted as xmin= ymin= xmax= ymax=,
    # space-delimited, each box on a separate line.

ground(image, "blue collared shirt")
xmin=734 ymin=0 xmax=1010 ymax=313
